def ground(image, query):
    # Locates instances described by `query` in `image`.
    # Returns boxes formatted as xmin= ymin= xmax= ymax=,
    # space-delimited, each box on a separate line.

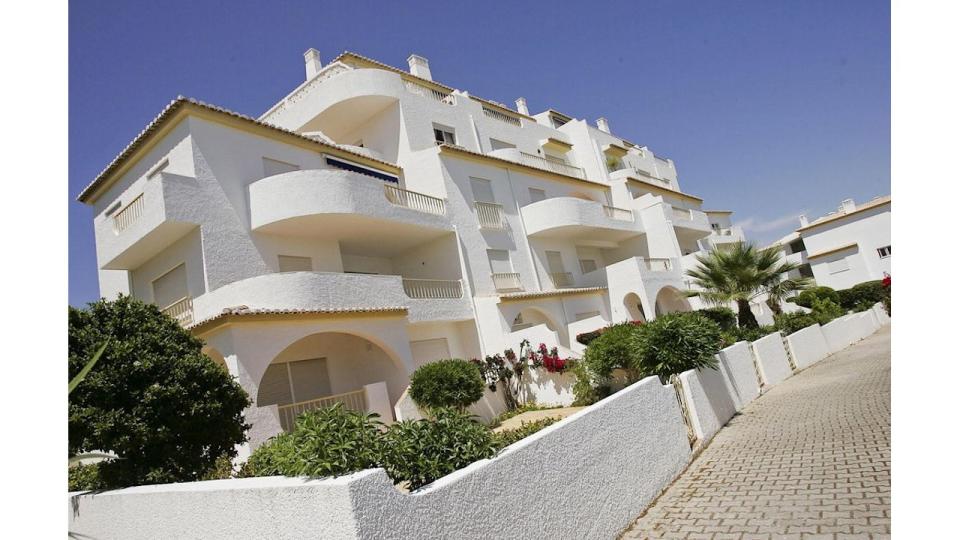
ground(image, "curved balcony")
xmin=191 ymin=272 xmax=473 ymax=325
xmin=487 ymin=148 xmax=586 ymax=179
xmin=520 ymin=197 xmax=642 ymax=244
xmin=249 ymin=169 xmax=451 ymax=245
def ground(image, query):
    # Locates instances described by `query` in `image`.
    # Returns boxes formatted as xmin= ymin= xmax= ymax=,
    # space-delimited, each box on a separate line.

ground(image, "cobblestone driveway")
xmin=622 ymin=326 xmax=890 ymax=540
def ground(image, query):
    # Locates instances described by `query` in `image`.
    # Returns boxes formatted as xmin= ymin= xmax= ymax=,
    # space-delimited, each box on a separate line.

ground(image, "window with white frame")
xmin=487 ymin=249 xmax=513 ymax=274
xmin=876 ymin=245 xmax=891 ymax=258
xmin=828 ymin=258 xmax=850 ymax=274
xmin=433 ymin=124 xmax=456 ymax=145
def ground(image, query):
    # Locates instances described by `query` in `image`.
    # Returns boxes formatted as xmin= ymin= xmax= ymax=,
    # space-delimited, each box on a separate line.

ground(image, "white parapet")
xmin=751 ymin=332 xmax=793 ymax=387
xmin=785 ymin=324 xmax=831 ymax=370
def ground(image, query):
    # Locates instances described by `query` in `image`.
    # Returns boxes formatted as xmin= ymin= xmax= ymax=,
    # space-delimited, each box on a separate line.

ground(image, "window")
xmin=710 ymin=222 xmax=721 ymax=232
xmin=256 ymin=358 xmax=331 ymax=407
xmin=487 ymin=249 xmax=513 ymax=274
xmin=545 ymin=251 xmax=566 ymax=274
xmin=579 ymin=259 xmax=598 ymax=274
xmin=550 ymin=115 xmax=568 ymax=128
xmin=490 ymin=138 xmax=515 ymax=151
xmin=877 ymin=245 xmax=891 ymax=258
xmin=262 ymin=157 xmax=300 ymax=177
xmin=828 ymin=258 xmax=850 ymax=274
xmin=278 ymin=255 xmax=312 ymax=272
xmin=470 ymin=178 xmax=496 ymax=203
xmin=152 ymin=263 xmax=188 ymax=309
xmin=528 ymin=188 xmax=546 ymax=204
xmin=788 ymin=239 xmax=807 ymax=255
xmin=433 ymin=125 xmax=456 ymax=145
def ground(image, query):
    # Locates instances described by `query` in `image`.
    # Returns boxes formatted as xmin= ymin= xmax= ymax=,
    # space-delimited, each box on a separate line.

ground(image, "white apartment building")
xmin=78 ymin=49 xmax=744 ymax=454
xmin=771 ymin=196 xmax=891 ymax=290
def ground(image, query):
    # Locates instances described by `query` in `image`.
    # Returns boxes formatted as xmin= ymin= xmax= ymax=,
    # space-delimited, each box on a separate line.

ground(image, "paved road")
xmin=622 ymin=326 xmax=890 ymax=540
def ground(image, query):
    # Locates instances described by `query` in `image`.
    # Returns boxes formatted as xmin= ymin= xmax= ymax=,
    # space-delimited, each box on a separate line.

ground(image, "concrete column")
xmin=304 ymin=48 xmax=322 ymax=80
xmin=364 ymin=381 xmax=394 ymax=423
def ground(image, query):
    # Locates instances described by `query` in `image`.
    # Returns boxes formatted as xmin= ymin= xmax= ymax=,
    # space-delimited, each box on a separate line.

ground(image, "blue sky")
xmin=69 ymin=0 xmax=890 ymax=307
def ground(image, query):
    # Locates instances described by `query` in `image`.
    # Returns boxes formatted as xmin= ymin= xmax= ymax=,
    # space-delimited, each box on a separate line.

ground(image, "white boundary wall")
xmin=751 ymin=332 xmax=793 ymax=387
xmin=785 ymin=325 xmax=830 ymax=370
xmin=821 ymin=315 xmax=858 ymax=354
xmin=872 ymin=302 xmax=891 ymax=325
xmin=715 ymin=341 xmax=760 ymax=411
xmin=679 ymin=366 xmax=738 ymax=443
xmin=70 ymin=376 xmax=690 ymax=540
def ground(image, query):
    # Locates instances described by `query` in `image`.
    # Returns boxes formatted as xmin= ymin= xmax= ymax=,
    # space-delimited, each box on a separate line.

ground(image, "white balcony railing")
xmin=475 ymin=201 xmax=506 ymax=229
xmin=160 ymin=296 xmax=193 ymax=326
xmin=482 ymin=106 xmax=522 ymax=126
xmin=641 ymin=258 xmax=673 ymax=272
xmin=672 ymin=207 xmax=693 ymax=221
xmin=516 ymin=151 xmax=586 ymax=179
xmin=492 ymin=272 xmax=523 ymax=292
xmin=277 ymin=389 xmax=368 ymax=432
xmin=402 ymin=278 xmax=463 ymax=299
xmin=404 ymin=80 xmax=455 ymax=105
xmin=383 ymin=184 xmax=446 ymax=215
xmin=603 ymin=205 xmax=634 ymax=222
xmin=550 ymin=272 xmax=574 ymax=288
xmin=112 ymin=193 xmax=145 ymax=233
xmin=630 ymin=167 xmax=671 ymax=186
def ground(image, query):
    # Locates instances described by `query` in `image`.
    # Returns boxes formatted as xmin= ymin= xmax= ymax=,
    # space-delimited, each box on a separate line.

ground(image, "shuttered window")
xmin=152 ymin=263 xmax=188 ymax=309
xmin=487 ymin=249 xmax=513 ymax=274
xmin=256 ymin=358 xmax=330 ymax=407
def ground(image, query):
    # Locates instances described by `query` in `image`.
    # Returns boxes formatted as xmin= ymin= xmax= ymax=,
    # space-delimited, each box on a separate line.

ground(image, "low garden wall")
xmin=821 ymin=315 xmax=860 ymax=353
xmin=70 ymin=376 xmax=691 ymax=540
xmin=679 ymin=365 xmax=738 ymax=443
xmin=715 ymin=341 xmax=760 ymax=411
xmin=785 ymin=324 xmax=830 ymax=370
xmin=751 ymin=331 xmax=794 ymax=386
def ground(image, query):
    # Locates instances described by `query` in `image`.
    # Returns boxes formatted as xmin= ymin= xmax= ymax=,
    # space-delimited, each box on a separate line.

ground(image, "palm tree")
xmin=685 ymin=242 xmax=811 ymax=328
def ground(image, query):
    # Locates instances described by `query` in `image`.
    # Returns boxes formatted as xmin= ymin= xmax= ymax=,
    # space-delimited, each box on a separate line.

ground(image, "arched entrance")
xmin=623 ymin=292 xmax=648 ymax=323
xmin=654 ymin=286 xmax=692 ymax=317
xmin=511 ymin=307 xmax=559 ymax=333
xmin=257 ymin=332 xmax=408 ymax=429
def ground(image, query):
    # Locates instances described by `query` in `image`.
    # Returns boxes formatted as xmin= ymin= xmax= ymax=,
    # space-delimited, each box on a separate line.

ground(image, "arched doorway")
xmin=257 ymin=332 xmax=408 ymax=430
xmin=511 ymin=307 xmax=559 ymax=333
xmin=654 ymin=286 xmax=692 ymax=317
xmin=623 ymin=293 xmax=648 ymax=323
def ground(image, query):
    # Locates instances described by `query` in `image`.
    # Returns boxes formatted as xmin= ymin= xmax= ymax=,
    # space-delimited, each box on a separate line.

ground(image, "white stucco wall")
xmin=70 ymin=375 xmax=690 ymax=540
xmin=751 ymin=332 xmax=793 ymax=387
xmin=679 ymin=366 xmax=738 ymax=443
xmin=785 ymin=324 xmax=830 ymax=370
xmin=716 ymin=341 xmax=761 ymax=410
xmin=821 ymin=315 xmax=858 ymax=353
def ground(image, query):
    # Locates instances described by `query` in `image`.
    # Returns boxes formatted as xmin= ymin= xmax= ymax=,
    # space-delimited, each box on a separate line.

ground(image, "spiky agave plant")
xmin=685 ymin=242 xmax=810 ymax=328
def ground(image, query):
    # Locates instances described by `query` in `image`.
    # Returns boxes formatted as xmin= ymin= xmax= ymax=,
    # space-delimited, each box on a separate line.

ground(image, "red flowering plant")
xmin=472 ymin=339 xmax=574 ymax=411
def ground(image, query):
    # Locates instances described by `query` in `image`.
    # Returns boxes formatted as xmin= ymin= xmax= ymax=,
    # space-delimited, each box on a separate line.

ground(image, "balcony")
xmin=492 ymin=272 xmax=523 ymax=292
xmin=475 ymin=201 xmax=506 ymax=230
xmin=249 ymin=169 xmax=451 ymax=242
xmin=520 ymin=197 xmax=642 ymax=243
xmin=486 ymin=148 xmax=586 ymax=179
xmin=95 ymin=172 xmax=200 ymax=270
xmin=668 ymin=205 xmax=712 ymax=235
xmin=277 ymin=389 xmax=367 ymax=432
xmin=403 ymin=80 xmax=455 ymax=105
xmin=190 ymin=272 xmax=472 ymax=325
xmin=609 ymin=167 xmax=672 ymax=188
xmin=160 ymin=296 xmax=194 ymax=326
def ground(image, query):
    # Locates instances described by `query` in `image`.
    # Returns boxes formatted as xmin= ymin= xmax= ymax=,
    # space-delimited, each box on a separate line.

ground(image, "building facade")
xmin=770 ymin=196 xmax=891 ymax=290
xmin=78 ymin=50 xmax=745 ymax=455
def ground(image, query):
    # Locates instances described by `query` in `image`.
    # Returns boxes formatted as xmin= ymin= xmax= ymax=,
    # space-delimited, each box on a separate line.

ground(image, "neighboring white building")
xmin=770 ymin=196 xmax=891 ymax=290
xmin=78 ymin=50 xmax=745 ymax=454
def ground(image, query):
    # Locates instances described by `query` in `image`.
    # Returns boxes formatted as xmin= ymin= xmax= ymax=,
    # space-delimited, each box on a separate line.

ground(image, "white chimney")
xmin=596 ymin=117 xmax=610 ymax=133
xmin=515 ymin=97 xmax=529 ymax=116
xmin=407 ymin=54 xmax=432 ymax=80
xmin=839 ymin=198 xmax=856 ymax=214
xmin=304 ymin=48 xmax=323 ymax=80
xmin=799 ymin=214 xmax=809 ymax=227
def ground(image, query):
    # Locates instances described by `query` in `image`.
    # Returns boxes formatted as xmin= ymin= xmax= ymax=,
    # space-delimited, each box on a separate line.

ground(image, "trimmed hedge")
xmin=409 ymin=359 xmax=485 ymax=410
xmin=788 ymin=286 xmax=840 ymax=308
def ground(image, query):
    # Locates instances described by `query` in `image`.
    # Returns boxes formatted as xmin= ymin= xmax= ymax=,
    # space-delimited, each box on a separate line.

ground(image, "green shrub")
xmin=582 ymin=322 xmax=644 ymax=380
xmin=810 ymin=297 xmax=845 ymax=324
xmin=201 ymin=454 xmax=236 ymax=481
xmin=380 ymin=408 xmax=496 ymax=490
xmin=68 ymin=463 xmax=106 ymax=492
xmin=774 ymin=312 xmax=820 ymax=335
xmin=837 ymin=280 xmax=886 ymax=310
xmin=493 ymin=417 xmax=558 ymax=449
xmin=570 ymin=358 xmax=602 ymax=406
xmin=575 ymin=328 xmax=604 ymax=346
xmin=789 ymin=286 xmax=840 ymax=308
xmin=240 ymin=404 xmax=383 ymax=478
xmin=634 ymin=313 xmax=721 ymax=381
xmin=721 ymin=325 xmax=779 ymax=346
xmin=409 ymin=359 xmax=485 ymax=410
xmin=697 ymin=307 xmax=738 ymax=332
xmin=69 ymin=296 xmax=250 ymax=489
